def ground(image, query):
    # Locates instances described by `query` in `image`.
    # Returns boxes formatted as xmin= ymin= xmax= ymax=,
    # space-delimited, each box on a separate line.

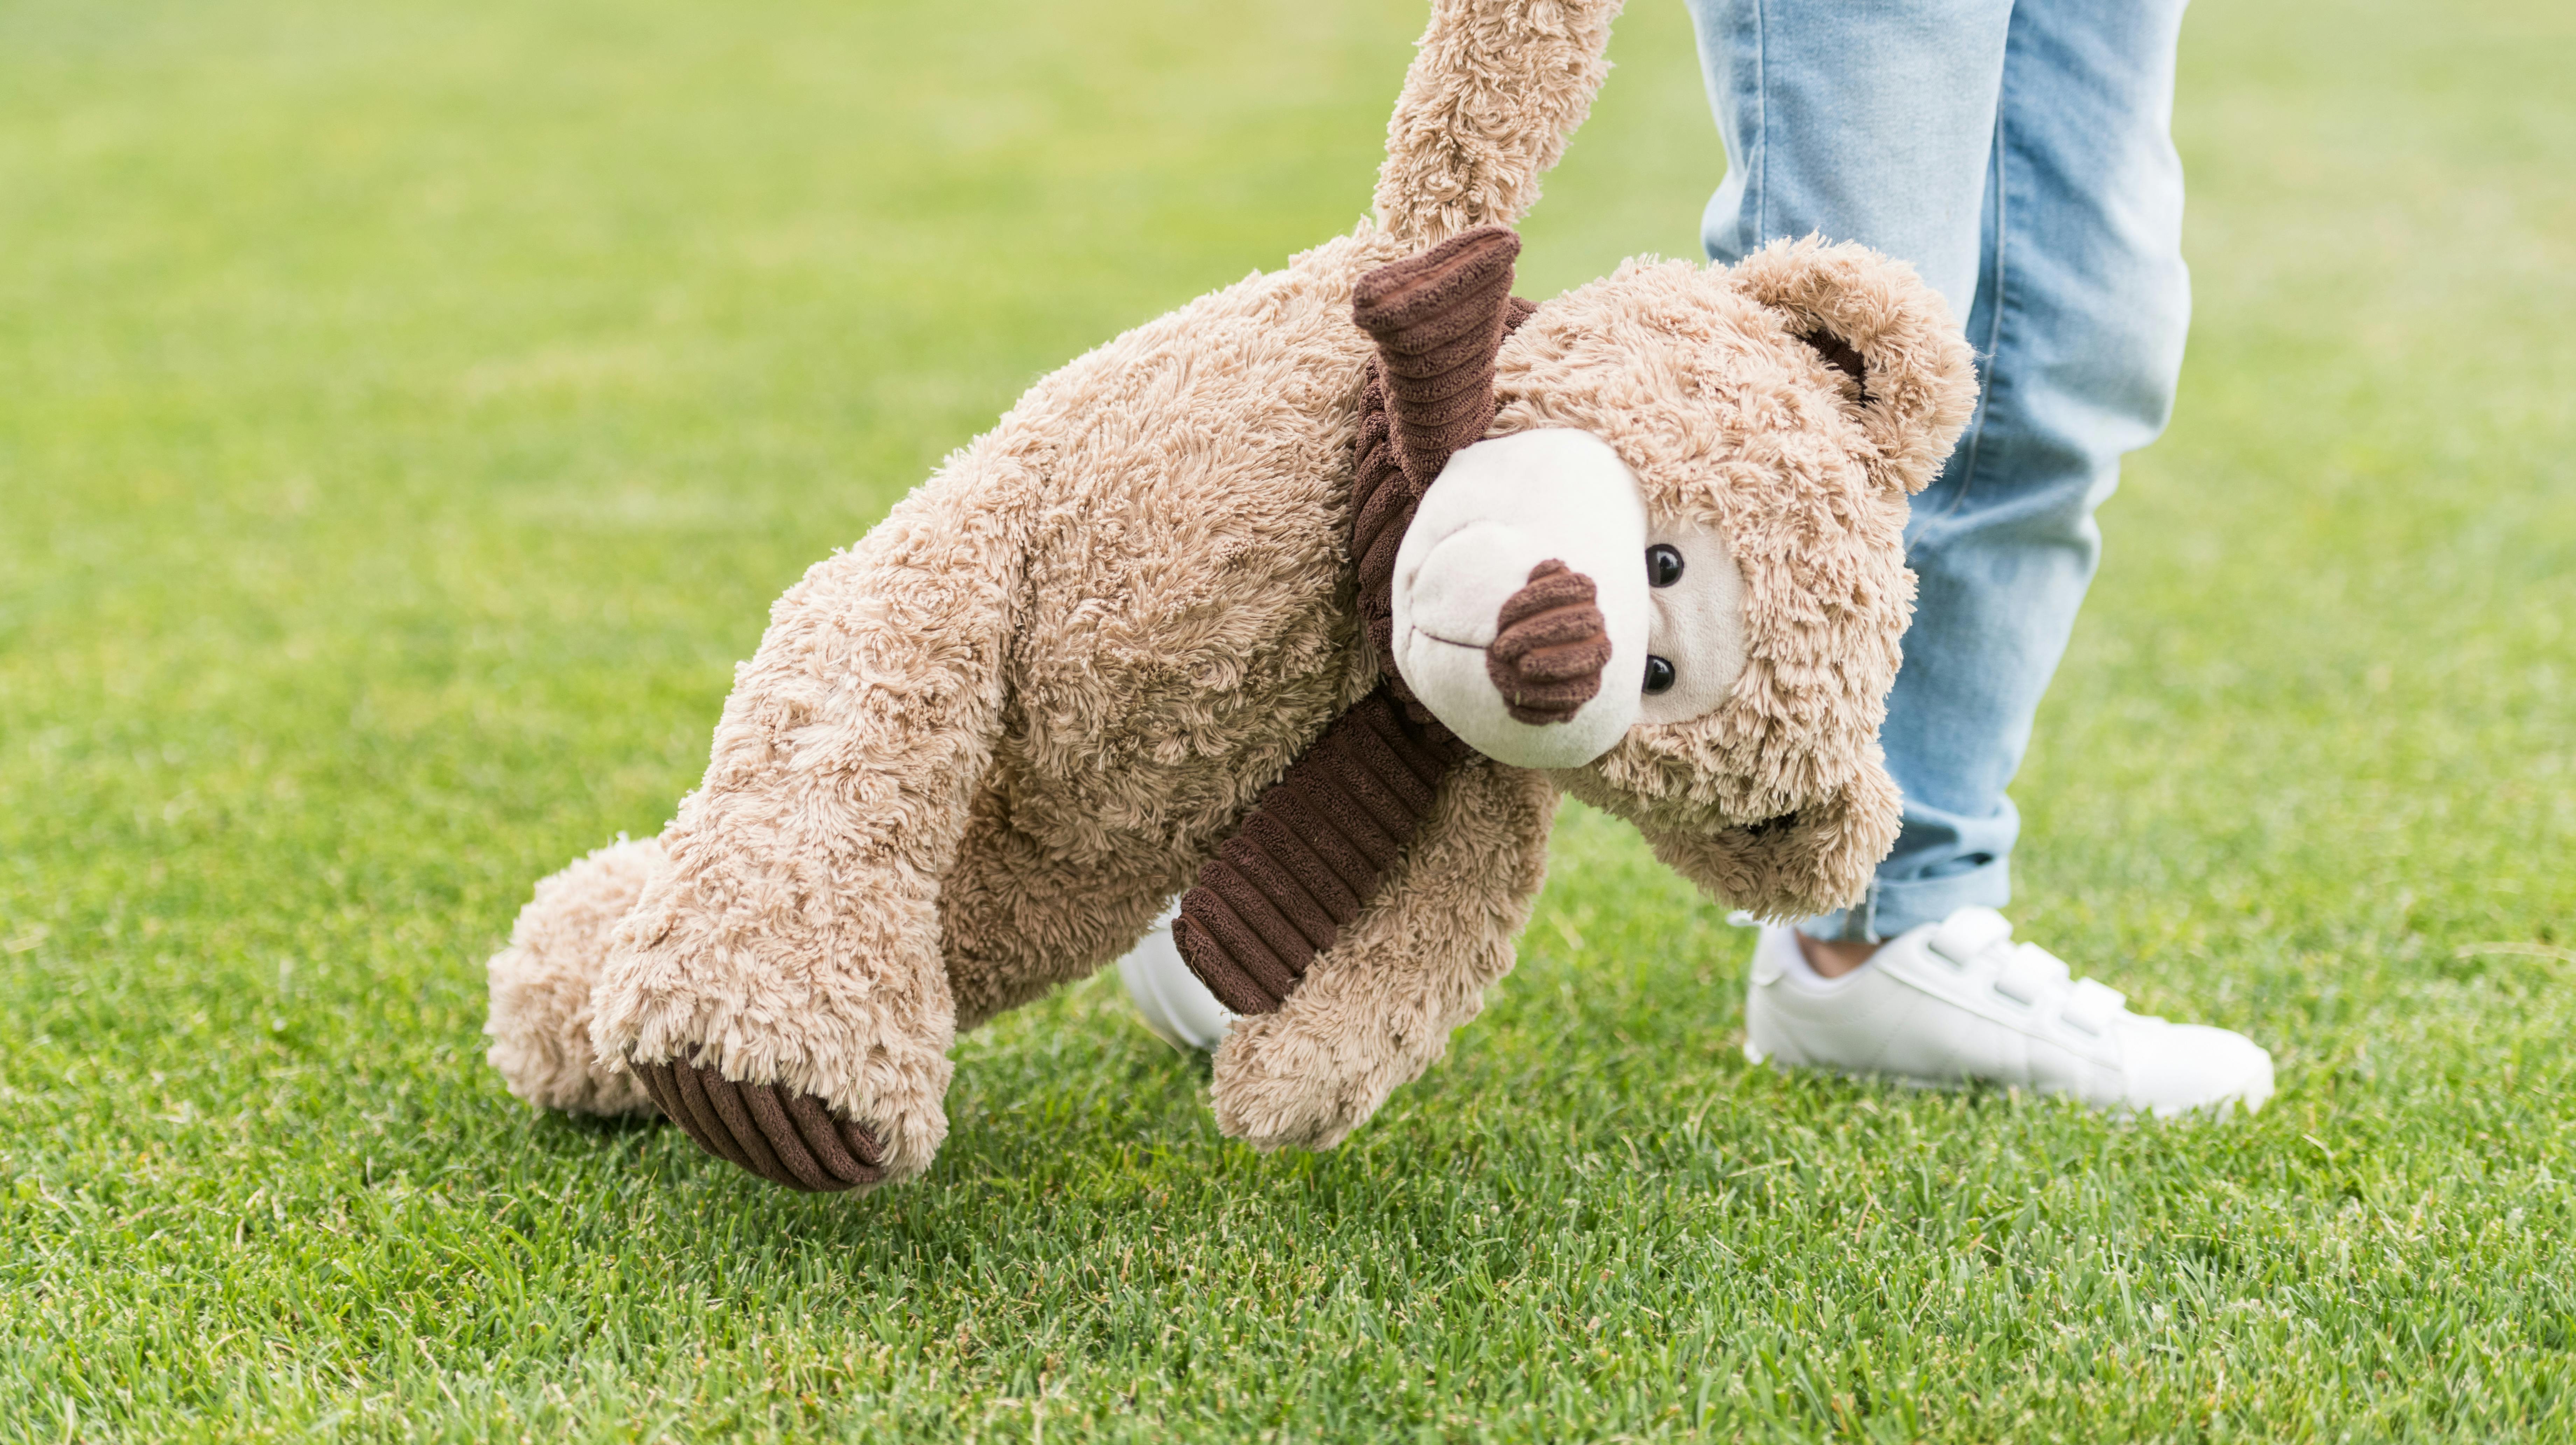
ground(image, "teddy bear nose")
xmin=1486 ymin=560 xmax=1612 ymax=723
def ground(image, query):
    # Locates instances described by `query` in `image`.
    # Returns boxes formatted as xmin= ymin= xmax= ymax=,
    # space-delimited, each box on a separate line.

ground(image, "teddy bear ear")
xmin=1728 ymin=237 xmax=1981 ymax=497
xmin=1625 ymin=761 xmax=1904 ymax=923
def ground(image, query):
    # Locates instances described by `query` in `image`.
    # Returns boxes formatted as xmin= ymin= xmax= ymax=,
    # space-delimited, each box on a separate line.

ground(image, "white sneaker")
xmin=1117 ymin=904 xmax=1237 ymax=1053
xmin=1744 ymin=906 xmax=2274 ymax=1117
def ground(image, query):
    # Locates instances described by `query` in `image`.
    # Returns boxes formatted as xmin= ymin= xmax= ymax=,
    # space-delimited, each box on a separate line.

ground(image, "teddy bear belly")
xmin=955 ymin=232 xmax=1408 ymax=875
xmin=986 ymin=538 xmax=1378 ymax=879
xmin=935 ymin=540 xmax=1377 ymax=1029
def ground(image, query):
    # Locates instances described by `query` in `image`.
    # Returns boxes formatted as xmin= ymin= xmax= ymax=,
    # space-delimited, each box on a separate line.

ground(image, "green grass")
xmin=3 ymin=0 xmax=2571 ymax=1437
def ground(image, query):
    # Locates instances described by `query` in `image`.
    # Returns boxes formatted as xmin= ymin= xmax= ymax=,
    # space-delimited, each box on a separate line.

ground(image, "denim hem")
xmin=1796 ymin=858 xmax=2013 ymax=945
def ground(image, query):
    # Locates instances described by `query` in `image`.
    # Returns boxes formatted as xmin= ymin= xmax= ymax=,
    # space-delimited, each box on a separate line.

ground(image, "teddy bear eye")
xmin=1646 ymin=544 xmax=1684 ymax=588
xmin=1643 ymin=655 xmax=1676 ymax=695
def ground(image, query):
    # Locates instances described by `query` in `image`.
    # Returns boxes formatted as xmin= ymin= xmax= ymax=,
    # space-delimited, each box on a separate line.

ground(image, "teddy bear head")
xmin=1382 ymin=235 xmax=1977 ymax=919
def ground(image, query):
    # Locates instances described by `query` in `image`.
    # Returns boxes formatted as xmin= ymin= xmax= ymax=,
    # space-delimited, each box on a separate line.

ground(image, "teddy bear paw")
xmin=1208 ymin=1018 xmax=1383 ymax=1154
xmin=630 ymin=1059 xmax=888 ymax=1192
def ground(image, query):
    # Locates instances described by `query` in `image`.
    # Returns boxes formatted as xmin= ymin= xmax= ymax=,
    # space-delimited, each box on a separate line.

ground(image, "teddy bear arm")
xmin=1373 ymin=0 xmax=1626 ymax=247
xmin=1208 ymin=758 xmax=1556 ymax=1151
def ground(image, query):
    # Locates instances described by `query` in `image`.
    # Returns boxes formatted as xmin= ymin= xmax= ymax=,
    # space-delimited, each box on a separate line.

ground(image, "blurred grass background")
xmin=1 ymin=0 xmax=2571 ymax=1439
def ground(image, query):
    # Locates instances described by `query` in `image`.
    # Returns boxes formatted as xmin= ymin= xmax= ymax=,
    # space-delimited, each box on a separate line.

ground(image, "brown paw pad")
xmin=632 ymin=1059 xmax=886 ymax=1192
xmin=1487 ymin=559 xmax=1611 ymax=724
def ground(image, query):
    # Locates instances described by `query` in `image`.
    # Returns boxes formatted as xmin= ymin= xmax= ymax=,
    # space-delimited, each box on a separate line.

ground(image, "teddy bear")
xmin=483 ymin=0 xmax=1976 ymax=1193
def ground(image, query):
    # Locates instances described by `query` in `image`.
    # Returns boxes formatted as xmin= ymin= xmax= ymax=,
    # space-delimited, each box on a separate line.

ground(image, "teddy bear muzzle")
xmin=1389 ymin=428 xmax=1650 ymax=768
xmin=1486 ymin=559 xmax=1614 ymax=723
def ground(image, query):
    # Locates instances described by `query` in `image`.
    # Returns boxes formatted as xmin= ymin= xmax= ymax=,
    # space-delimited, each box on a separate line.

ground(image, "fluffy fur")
xmin=1376 ymin=0 xmax=1623 ymax=247
xmin=484 ymin=0 xmax=1977 ymax=1186
xmin=484 ymin=838 xmax=661 ymax=1116
xmin=1493 ymin=246 xmax=1976 ymax=911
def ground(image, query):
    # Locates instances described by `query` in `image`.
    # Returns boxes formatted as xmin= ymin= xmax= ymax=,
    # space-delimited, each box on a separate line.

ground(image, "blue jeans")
xmin=1684 ymin=0 xmax=2194 ymax=941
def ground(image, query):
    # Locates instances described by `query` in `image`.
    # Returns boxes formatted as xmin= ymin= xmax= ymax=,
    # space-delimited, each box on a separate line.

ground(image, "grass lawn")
xmin=4 ymin=0 xmax=2572 ymax=1438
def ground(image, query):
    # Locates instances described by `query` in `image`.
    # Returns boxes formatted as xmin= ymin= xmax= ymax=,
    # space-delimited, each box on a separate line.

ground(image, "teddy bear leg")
xmin=1209 ymin=758 xmax=1557 ymax=1151
xmin=585 ymin=472 xmax=1038 ymax=1192
xmin=485 ymin=836 xmax=665 ymax=1117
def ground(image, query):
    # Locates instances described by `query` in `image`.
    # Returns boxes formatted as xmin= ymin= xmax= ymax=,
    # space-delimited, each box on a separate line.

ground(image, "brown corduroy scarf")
xmin=1172 ymin=226 xmax=1612 ymax=1014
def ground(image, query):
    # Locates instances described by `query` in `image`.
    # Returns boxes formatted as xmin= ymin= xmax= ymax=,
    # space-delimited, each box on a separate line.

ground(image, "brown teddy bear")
xmin=483 ymin=0 xmax=1975 ymax=1193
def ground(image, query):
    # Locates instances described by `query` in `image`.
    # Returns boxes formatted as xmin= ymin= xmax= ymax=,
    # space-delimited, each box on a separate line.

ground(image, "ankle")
xmin=1796 ymin=932 xmax=1882 ymax=979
